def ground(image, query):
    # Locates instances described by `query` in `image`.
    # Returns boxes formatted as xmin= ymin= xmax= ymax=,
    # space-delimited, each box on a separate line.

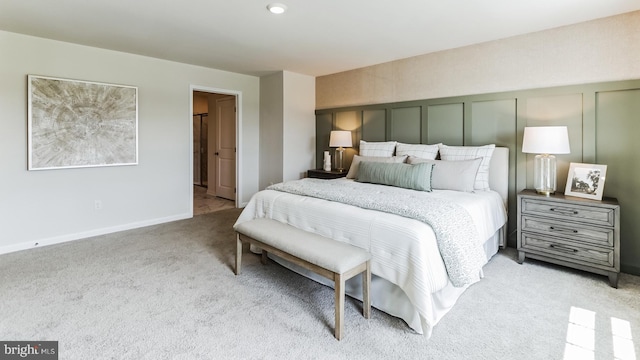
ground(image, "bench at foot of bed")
xmin=234 ymin=218 xmax=371 ymax=340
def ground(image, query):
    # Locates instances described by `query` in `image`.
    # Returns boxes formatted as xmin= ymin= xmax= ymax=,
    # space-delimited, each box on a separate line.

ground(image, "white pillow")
xmin=359 ymin=140 xmax=397 ymax=157
xmin=408 ymin=157 xmax=482 ymax=192
xmin=346 ymin=154 xmax=407 ymax=179
xmin=395 ymin=142 xmax=440 ymax=159
xmin=438 ymin=144 xmax=495 ymax=191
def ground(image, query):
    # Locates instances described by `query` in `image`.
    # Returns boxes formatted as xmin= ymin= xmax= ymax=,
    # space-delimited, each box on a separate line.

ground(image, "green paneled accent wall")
xmin=315 ymin=113 xmax=332 ymax=169
xmin=469 ymin=99 xmax=518 ymax=231
xmin=316 ymin=79 xmax=640 ymax=276
xmin=390 ymin=107 xmax=421 ymax=143
xmin=519 ymin=94 xmax=585 ymax=193
xmin=596 ymin=89 xmax=640 ymax=275
xmin=335 ymin=111 xmax=360 ymax=131
xmin=363 ymin=110 xmax=386 ymax=142
xmin=426 ymin=103 xmax=463 ymax=145
xmin=469 ymin=99 xmax=516 ymax=146
xmin=335 ymin=111 xmax=360 ymax=169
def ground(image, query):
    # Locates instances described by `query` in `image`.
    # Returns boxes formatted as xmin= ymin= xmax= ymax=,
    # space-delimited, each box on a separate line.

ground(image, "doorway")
xmin=192 ymin=89 xmax=238 ymax=216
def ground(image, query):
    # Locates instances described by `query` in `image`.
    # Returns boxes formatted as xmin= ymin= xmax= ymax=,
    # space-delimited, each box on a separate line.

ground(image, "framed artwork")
xmin=28 ymin=75 xmax=138 ymax=170
xmin=564 ymin=162 xmax=607 ymax=200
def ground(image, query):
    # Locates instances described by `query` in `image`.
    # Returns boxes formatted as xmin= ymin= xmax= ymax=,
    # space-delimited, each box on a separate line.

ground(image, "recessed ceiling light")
xmin=267 ymin=3 xmax=287 ymax=14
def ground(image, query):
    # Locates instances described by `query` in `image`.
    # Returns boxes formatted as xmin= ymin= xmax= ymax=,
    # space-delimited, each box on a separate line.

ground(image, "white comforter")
xmin=235 ymin=179 xmax=507 ymax=331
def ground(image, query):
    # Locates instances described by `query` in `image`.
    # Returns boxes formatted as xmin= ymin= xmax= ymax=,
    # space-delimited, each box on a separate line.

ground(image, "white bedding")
xmin=234 ymin=178 xmax=507 ymax=335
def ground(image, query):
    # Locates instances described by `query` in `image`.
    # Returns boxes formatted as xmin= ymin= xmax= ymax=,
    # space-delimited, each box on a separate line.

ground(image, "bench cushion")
xmin=234 ymin=218 xmax=371 ymax=274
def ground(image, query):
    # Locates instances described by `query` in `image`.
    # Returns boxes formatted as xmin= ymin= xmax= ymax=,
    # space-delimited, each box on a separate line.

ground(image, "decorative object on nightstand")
xmin=564 ymin=162 xmax=608 ymax=201
xmin=307 ymin=169 xmax=347 ymax=180
xmin=522 ymin=126 xmax=571 ymax=195
xmin=329 ymin=130 xmax=352 ymax=172
xmin=323 ymin=151 xmax=331 ymax=171
xmin=516 ymin=189 xmax=620 ymax=287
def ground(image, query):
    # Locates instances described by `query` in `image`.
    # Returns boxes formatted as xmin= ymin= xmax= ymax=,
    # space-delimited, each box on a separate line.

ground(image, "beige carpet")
xmin=1 ymin=208 xmax=639 ymax=359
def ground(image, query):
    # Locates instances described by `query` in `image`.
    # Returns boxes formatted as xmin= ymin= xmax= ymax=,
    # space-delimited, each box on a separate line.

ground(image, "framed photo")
xmin=28 ymin=75 xmax=138 ymax=170
xmin=564 ymin=162 xmax=607 ymax=200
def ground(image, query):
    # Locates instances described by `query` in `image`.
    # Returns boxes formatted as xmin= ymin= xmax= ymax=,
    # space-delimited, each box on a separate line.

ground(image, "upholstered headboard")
xmin=489 ymin=147 xmax=509 ymax=210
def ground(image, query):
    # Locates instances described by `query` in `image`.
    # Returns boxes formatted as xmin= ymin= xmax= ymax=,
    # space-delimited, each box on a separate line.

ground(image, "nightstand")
xmin=517 ymin=189 xmax=620 ymax=287
xmin=307 ymin=169 xmax=347 ymax=180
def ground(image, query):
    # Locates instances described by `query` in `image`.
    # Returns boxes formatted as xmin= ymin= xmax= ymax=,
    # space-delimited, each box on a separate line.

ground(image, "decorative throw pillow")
xmin=346 ymin=155 xmax=407 ymax=179
xmin=395 ymin=142 xmax=440 ymax=160
xmin=408 ymin=157 xmax=482 ymax=192
xmin=438 ymin=144 xmax=495 ymax=191
xmin=359 ymin=140 xmax=397 ymax=157
xmin=356 ymin=161 xmax=434 ymax=192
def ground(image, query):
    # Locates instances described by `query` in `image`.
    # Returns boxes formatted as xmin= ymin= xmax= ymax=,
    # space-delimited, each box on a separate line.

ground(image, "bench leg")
xmin=335 ymin=273 xmax=345 ymax=340
xmin=261 ymin=250 xmax=268 ymax=265
xmin=363 ymin=261 xmax=371 ymax=319
xmin=235 ymin=234 xmax=242 ymax=275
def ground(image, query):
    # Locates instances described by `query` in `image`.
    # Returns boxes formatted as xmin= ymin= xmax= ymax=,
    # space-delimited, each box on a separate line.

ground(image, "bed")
xmin=234 ymin=144 xmax=509 ymax=337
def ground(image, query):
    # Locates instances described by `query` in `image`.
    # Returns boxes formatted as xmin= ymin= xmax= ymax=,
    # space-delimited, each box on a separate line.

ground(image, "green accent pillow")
xmin=355 ymin=161 xmax=434 ymax=191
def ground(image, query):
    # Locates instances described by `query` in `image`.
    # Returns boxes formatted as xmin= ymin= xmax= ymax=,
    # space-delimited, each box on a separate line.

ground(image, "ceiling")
xmin=1 ymin=1 xmax=639 ymax=77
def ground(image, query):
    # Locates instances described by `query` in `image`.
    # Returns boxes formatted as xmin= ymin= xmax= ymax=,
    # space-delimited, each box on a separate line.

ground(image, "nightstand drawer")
xmin=521 ymin=198 xmax=615 ymax=227
xmin=521 ymin=216 xmax=614 ymax=247
xmin=521 ymin=234 xmax=614 ymax=268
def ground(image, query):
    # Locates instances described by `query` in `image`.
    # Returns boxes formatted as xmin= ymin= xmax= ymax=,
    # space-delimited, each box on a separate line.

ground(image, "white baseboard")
xmin=0 ymin=213 xmax=192 ymax=256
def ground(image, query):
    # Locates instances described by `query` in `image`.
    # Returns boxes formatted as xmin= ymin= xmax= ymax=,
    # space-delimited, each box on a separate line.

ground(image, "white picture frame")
xmin=564 ymin=162 xmax=607 ymax=201
xmin=28 ymin=75 xmax=138 ymax=170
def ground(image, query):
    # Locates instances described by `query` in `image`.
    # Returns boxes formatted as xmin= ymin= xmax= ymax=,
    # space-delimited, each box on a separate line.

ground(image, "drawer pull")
xmin=549 ymin=226 xmax=579 ymax=234
xmin=549 ymin=207 xmax=579 ymax=216
xmin=549 ymin=244 xmax=578 ymax=253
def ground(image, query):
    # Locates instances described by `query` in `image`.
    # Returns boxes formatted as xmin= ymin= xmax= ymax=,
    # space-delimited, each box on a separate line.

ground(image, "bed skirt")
xmin=260 ymin=227 xmax=504 ymax=336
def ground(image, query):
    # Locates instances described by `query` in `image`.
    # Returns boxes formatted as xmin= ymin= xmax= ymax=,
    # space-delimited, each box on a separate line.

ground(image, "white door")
xmin=214 ymin=97 xmax=236 ymax=201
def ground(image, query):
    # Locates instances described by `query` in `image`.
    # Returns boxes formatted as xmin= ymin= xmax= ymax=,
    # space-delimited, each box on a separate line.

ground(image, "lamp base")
xmin=533 ymin=154 xmax=557 ymax=196
xmin=335 ymin=147 xmax=345 ymax=172
xmin=535 ymin=189 xmax=555 ymax=196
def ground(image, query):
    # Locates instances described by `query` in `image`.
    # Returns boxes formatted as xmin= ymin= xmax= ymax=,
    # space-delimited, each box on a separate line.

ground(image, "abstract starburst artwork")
xmin=28 ymin=75 xmax=138 ymax=170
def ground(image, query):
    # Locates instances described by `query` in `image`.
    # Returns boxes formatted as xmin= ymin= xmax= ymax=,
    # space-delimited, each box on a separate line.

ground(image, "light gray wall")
xmin=259 ymin=71 xmax=316 ymax=189
xmin=283 ymin=71 xmax=316 ymax=181
xmin=259 ymin=72 xmax=284 ymax=189
xmin=0 ymin=30 xmax=260 ymax=253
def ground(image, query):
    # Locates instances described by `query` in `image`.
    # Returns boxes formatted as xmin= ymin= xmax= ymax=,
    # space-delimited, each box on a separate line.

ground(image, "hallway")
xmin=193 ymin=185 xmax=235 ymax=216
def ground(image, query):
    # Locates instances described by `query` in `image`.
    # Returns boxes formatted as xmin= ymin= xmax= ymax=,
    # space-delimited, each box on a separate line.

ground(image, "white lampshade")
xmin=522 ymin=126 xmax=570 ymax=155
xmin=329 ymin=130 xmax=353 ymax=148
xmin=522 ymin=126 xmax=570 ymax=196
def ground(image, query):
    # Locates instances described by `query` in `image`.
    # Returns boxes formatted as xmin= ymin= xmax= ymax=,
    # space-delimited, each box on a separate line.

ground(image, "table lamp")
xmin=522 ymin=126 xmax=571 ymax=195
xmin=329 ymin=130 xmax=352 ymax=172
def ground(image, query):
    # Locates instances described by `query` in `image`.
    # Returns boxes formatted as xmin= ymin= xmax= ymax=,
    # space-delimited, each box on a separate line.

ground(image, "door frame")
xmin=189 ymin=85 xmax=242 ymax=215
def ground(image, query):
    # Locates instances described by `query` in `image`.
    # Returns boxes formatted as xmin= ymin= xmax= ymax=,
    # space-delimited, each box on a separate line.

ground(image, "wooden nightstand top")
xmin=307 ymin=169 xmax=347 ymax=179
xmin=518 ymin=189 xmax=618 ymax=207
